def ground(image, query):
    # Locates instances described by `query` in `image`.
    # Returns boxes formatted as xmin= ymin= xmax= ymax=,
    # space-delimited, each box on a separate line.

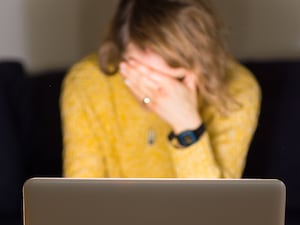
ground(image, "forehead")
xmin=124 ymin=43 xmax=176 ymax=75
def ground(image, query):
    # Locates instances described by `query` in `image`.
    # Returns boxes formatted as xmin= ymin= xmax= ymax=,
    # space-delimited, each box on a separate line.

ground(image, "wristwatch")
xmin=168 ymin=123 xmax=206 ymax=148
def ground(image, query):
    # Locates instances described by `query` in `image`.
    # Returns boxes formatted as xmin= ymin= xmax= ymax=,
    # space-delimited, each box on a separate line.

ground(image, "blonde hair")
xmin=99 ymin=0 xmax=235 ymax=113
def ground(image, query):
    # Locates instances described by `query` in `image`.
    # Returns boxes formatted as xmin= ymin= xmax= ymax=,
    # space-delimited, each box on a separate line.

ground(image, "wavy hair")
xmin=99 ymin=0 xmax=236 ymax=113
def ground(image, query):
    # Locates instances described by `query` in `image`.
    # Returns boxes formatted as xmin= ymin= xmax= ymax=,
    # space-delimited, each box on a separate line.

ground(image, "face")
xmin=122 ymin=43 xmax=194 ymax=82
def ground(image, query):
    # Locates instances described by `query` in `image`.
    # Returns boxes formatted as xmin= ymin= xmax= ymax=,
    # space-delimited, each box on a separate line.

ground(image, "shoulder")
xmin=61 ymin=54 xmax=115 ymax=109
xmin=63 ymin=54 xmax=105 ymax=87
xmin=62 ymin=53 xmax=123 ymax=98
xmin=225 ymin=59 xmax=261 ymax=106
xmin=61 ymin=54 xmax=126 ymax=108
xmin=201 ymin=59 xmax=261 ymax=123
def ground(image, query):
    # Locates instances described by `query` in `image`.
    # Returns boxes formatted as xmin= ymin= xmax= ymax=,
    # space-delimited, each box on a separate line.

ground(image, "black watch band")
xmin=168 ymin=123 xmax=206 ymax=148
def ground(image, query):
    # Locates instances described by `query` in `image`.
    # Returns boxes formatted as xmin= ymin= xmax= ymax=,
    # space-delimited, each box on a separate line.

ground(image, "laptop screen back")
xmin=23 ymin=178 xmax=286 ymax=225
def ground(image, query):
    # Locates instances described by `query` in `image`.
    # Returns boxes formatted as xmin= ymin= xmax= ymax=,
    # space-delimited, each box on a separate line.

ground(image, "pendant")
xmin=147 ymin=129 xmax=155 ymax=145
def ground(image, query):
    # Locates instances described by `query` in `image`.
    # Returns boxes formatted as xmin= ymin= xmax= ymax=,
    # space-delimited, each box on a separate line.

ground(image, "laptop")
xmin=23 ymin=178 xmax=286 ymax=225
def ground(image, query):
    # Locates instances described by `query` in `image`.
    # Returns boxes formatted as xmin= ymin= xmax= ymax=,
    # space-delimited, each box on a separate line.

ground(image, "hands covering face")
xmin=120 ymin=59 xmax=202 ymax=134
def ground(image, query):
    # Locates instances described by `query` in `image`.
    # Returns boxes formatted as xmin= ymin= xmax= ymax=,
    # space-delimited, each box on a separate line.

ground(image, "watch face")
xmin=179 ymin=131 xmax=198 ymax=146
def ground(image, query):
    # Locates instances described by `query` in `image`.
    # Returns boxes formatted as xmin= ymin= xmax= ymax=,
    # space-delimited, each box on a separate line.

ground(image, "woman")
xmin=60 ymin=0 xmax=261 ymax=178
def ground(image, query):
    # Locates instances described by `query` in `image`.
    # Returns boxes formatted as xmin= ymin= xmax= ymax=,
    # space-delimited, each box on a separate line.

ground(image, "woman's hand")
xmin=120 ymin=60 xmax=202 ymax=134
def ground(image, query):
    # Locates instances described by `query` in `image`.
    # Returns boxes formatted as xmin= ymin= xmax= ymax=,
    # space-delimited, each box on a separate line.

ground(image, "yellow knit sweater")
xmin=60 ymin=54 xmax=261 ymax=178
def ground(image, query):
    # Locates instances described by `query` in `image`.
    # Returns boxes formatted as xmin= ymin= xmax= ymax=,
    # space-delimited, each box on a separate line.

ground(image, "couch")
xmin=1 ymin=60 xmax=299 ymax=225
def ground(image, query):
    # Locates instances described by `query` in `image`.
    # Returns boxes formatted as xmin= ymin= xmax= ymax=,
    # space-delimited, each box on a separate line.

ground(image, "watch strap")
xmin=168 ymin=123 xmax=206 ymax=148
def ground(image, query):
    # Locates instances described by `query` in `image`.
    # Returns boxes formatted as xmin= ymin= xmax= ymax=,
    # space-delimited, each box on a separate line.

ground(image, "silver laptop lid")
xmin=23 ymin=178 xmax=286 ymax=225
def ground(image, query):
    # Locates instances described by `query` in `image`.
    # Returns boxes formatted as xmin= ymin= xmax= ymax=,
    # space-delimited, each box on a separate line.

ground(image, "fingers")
xmin=120 ymin=60 xmax=162 ymax=104
xmin=119 ymin=59 xmax=194 ymax=111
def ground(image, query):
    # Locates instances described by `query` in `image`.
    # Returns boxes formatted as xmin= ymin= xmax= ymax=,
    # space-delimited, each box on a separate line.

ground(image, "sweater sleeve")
xmin=169 ymin=64 xmax=261 ymax=178
xmin=60 ymin=64 xmax=106 ymax=178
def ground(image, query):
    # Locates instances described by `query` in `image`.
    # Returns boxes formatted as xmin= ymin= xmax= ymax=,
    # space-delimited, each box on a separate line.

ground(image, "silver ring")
xmin=143 ymin=97 xmax=151 ymax=104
